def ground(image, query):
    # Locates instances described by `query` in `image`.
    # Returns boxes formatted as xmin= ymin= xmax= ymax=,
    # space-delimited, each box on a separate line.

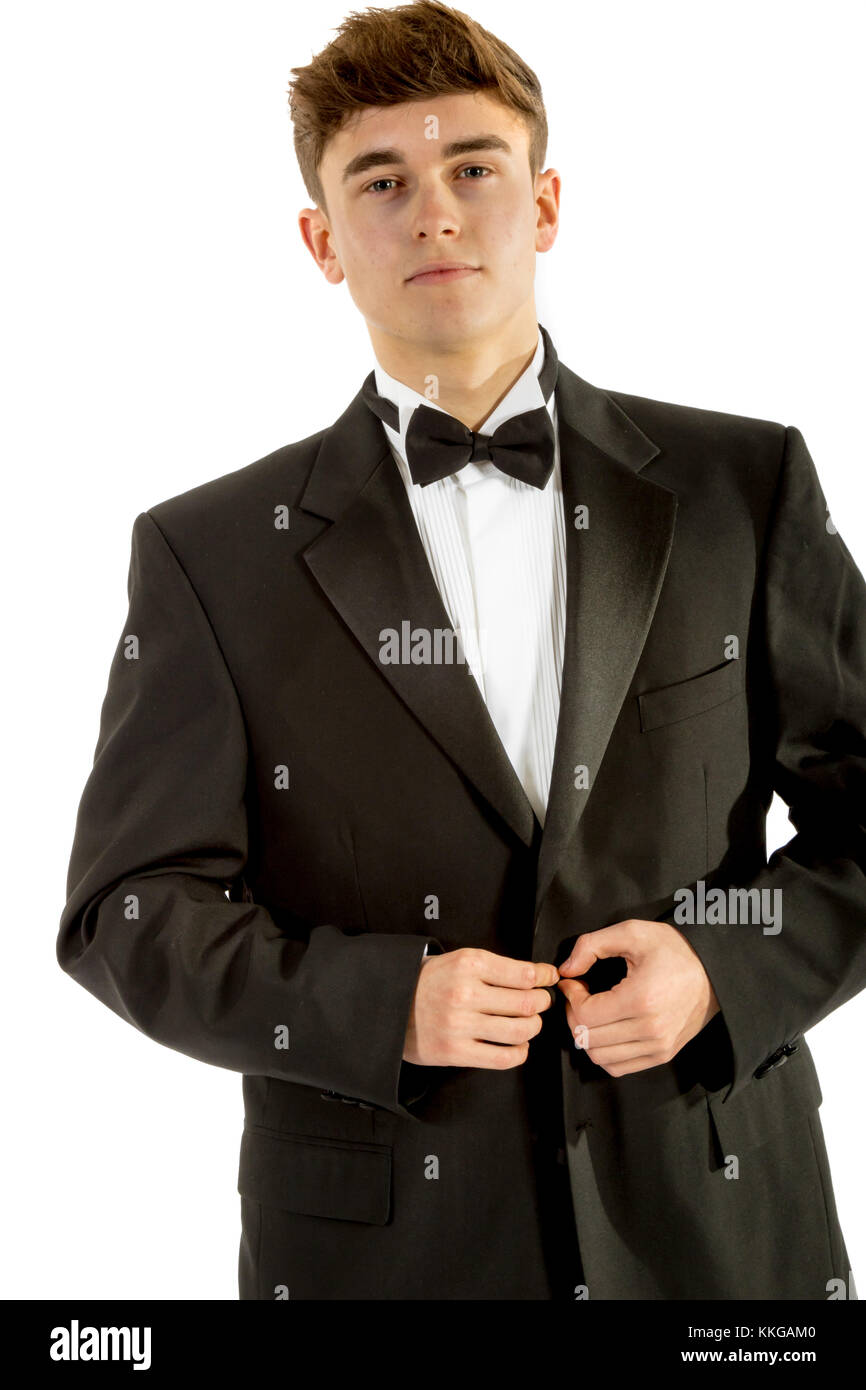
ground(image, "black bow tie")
xmin=360 ymin=324 xmax=559 ymax=489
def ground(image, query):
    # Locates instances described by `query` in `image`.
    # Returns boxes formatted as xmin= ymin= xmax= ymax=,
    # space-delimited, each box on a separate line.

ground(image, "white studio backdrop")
xmin=2 ymin=0 xmax=863 ymax=1299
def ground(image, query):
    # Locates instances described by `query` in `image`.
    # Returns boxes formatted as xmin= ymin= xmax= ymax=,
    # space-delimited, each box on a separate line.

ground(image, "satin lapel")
xmin=297 ymin=389 xmax=538 ymax=848
xmin=533 ymin=365 xmax=679 ymax=921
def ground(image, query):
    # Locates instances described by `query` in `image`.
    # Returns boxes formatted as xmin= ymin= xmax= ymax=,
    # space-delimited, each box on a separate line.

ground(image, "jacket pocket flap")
xmin=238 ymin=1126 xmax=392 ymax=1225
xmin=705 ymin=1043 xmax=823 ymax=1161
xmin=639 ymin=659 xmax=744 ymax=732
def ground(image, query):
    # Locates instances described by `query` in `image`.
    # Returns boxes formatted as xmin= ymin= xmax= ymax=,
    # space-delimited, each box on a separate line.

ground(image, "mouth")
xmin=406 ymin=264 xmax=480 ymax=286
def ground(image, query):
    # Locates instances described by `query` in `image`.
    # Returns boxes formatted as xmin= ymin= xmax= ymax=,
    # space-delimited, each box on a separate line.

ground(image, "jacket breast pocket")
xmin=638 ymin=659 xmax=744 ymax=733
xmin=237 ymin=1125 xmax=393 ymax=1225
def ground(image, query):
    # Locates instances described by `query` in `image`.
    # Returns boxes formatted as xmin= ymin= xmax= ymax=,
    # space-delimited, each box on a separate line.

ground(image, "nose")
xmin=409 ymin=178 xmax=461 ymax=240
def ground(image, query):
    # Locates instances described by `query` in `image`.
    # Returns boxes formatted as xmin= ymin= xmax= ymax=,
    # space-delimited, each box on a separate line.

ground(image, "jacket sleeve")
xmin=57 ymin=509 xmax=443 ymax=1119
xmin=666 ymin=423 xmax=866 ymax=1104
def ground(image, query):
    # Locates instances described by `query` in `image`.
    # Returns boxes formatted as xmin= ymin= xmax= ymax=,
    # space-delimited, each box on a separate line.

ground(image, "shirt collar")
xmin=372 ymin=327 xmax=555 ymax=489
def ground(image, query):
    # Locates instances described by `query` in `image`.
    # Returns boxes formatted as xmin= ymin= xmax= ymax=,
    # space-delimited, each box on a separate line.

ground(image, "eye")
xmin=365 ymin=177 xmax=400 ymax=195
xmin=457 ymin=165 xmax=493 ymax=180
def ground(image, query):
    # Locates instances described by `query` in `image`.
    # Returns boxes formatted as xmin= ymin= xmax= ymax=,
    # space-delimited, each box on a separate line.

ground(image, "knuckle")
xmin=501 ymin=1044 xmax=525 ymax=1068
xmin=456 ymin=947 xmax=480 ymax=972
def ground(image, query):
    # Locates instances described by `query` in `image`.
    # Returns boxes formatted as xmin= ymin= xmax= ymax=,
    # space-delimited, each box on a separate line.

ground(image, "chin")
xmin=420 ymin=305 xmax=493 ymax=341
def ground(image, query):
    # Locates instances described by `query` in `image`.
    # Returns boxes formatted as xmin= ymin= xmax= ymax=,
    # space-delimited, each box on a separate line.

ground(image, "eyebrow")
xmin=341 ymin=134 xmax=513 ymax=184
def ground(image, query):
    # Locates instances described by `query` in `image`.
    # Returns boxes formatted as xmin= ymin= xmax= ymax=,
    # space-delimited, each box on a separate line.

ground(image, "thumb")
xmin=559 ymin=923 xmax=636 ymax=977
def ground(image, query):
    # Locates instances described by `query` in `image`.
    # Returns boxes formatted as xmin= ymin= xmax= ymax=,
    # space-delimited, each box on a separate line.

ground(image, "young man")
xmin=58 ymin=1 xmax=864 ymax=1300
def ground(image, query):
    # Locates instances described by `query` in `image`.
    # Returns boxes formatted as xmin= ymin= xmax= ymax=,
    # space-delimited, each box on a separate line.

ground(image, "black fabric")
xmin=58 ymin=346 xmax=864 ymax=1299
xmin=524 ymin=999 xmax=585 ymax=1301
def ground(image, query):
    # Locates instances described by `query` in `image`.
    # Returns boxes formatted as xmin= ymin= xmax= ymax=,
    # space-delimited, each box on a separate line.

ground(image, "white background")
xmin=3 ymin=0 xmax=864 ymax=1299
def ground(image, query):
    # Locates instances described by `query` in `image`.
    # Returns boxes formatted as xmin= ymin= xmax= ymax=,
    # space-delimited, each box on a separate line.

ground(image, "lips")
xmin=407 ymin=263 xmax=479 ymax=285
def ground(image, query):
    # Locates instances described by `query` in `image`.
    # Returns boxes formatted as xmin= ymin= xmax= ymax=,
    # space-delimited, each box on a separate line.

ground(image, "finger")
xmin=556 ymin=977 xmax=592 ymax=1006
xmin=569 ymin=1018 xmax=656 ymax=1050
xmin=561 ymin=976 xmax=645 ymax=1030
xmin=462 ymin=1038 xmax=533 ymax=1069
xmin=467 ymin=949 xmax=560 ymax=990
xmin=477 ymin=984 xmax=559 ymax=1016
xmin=470 ymin=1012 xmax=544 ymax=1046
xmin=562 ymin=996 xmax=636 ymax=1042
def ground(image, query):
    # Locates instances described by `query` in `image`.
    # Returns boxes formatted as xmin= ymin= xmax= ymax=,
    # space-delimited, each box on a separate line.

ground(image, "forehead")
xmin=321 ymin=90 xmax=527 ymax=177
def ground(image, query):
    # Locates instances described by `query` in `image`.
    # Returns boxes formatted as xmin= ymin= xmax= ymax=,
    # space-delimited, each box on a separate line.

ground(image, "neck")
xmin=369 ymin=310 xmax=540 ymax=433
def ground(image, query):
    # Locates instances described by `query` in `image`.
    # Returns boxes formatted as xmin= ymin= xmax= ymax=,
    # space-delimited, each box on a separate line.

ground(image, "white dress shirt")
xmin=372 ymin=328 xmax=567 ymax=834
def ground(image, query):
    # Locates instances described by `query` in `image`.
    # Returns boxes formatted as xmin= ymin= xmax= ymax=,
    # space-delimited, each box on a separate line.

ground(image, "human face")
xmin=301 ymin=90 xmax=559 ymax=360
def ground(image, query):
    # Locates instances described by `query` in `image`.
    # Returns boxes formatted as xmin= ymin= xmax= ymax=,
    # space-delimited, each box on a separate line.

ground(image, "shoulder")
xmin=145 ymin=428 xmax=326 ymax=541
xmin=605 ymin=384 xmax=787 ymax=457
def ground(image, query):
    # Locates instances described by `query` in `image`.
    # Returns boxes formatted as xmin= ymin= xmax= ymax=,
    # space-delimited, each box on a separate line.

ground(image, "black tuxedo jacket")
xmin=58 ymin=354 xmax=865 ymax=1299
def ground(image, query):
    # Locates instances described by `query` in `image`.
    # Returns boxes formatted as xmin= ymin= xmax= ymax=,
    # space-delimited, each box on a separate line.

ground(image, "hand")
xmin=556 ymin=919 xmax=720 ymax=1077
xmin=403 ymin=947 xmax=560 ymax=1069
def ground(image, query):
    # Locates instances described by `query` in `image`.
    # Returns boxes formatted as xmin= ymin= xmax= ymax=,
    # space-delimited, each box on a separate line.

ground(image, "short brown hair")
xmin=288 ymin=0 xmax=548 ymax=214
